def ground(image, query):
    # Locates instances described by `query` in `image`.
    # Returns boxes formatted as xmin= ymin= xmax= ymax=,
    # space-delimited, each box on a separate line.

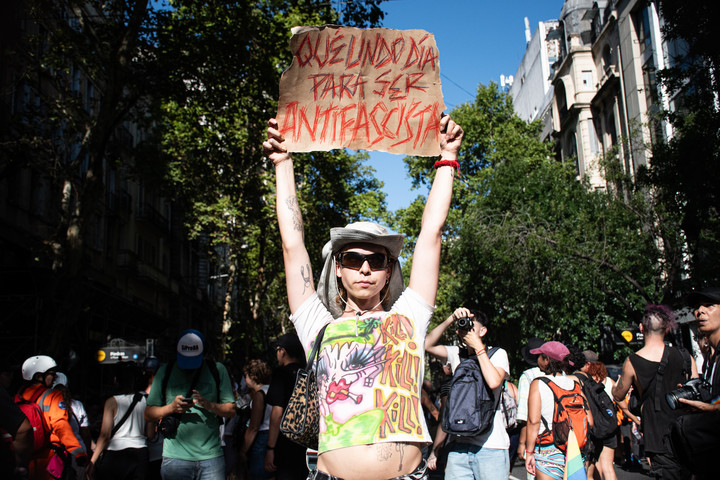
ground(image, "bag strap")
xmin=306 ymin=324 xmax=330 ymax=371
xmin=111 ymin=392 xmax=144 ymax=437
xmin=654 ymin=346 xmax=672 ymax=412
xmin=206 ymin=360 xmax=221 ymax=401
xmin=161 ymin=360 xmax=174 ymax=406
xmin=538 ymin=377 xmax=559 ymax=435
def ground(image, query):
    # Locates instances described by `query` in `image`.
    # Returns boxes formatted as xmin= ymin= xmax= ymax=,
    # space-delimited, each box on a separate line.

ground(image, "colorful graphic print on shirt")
xmin=315 ymin=312 xmax=425 ymax=451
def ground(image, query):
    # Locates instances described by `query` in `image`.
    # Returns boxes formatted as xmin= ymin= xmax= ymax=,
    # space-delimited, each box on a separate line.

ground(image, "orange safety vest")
xmin=19 ymin=384 xmax=87 ymax=459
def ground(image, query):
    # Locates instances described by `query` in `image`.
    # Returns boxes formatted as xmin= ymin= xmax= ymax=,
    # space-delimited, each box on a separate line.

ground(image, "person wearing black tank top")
xmin=612 ymin=305 xmax=698 ymax=480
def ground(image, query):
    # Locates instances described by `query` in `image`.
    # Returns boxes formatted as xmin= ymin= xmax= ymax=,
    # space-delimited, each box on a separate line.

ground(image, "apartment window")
xmin=85 ymin=82 xmax=95 ymax=114
xmin=582 ymin=70 xmax=593 ymax=89
xmin=642 ymin=59 xmax=659 ymax=108
xmin=588 ymin=119 xmax=600 ymax=155
xmin=71 ymin=65 xmax=81 ymax=95
xmin=634 ymin=7 xmax=653 ymax=55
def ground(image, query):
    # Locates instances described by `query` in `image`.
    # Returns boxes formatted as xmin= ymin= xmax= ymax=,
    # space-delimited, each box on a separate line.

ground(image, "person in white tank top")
xmin=88 ymin=363 xmax=155 ymax=480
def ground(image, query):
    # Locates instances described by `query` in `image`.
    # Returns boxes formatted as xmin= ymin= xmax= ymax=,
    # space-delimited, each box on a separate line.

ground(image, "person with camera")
xmin=663 ymin=287 xmax=720 ymax=480
xmin=612 ymin=305 xmax=698 ymax=480
xmin=145 ymin=330 xmax=236 ymax=480
xmin=425 ymin=307 xmax=510 ymax=480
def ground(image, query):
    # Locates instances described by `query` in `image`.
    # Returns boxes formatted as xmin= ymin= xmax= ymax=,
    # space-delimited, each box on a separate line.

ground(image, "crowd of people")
xmin=2 ymin=115 xmax=719 ymax=480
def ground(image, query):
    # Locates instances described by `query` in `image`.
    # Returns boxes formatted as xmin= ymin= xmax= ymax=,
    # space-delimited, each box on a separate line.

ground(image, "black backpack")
xmin=441 ymin=347 xmax=500 ymax=436
xmin=575 ymin=372 xmax=617 ymax=440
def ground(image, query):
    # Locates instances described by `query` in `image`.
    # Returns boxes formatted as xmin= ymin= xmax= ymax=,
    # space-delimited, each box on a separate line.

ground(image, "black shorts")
xmin=589 ymin=433 xmax=618 ymax=461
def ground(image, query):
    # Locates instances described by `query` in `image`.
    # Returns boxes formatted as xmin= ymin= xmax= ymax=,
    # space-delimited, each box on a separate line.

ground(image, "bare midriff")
xmin=317 ymin=442 xmax=424 ymax=480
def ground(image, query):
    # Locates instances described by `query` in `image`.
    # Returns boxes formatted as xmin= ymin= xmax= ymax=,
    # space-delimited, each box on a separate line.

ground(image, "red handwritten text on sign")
xmin=277 ymin=26 xmax=445 ymax=156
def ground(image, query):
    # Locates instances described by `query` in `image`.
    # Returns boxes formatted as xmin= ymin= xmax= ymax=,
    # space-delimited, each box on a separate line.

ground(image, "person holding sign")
xmin=263 ymin=114 xmax=463 ymax=480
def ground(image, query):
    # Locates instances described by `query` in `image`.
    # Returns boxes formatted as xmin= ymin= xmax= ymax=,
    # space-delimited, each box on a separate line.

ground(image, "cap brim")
xmin=688 ymin=292 xmax=720 ymax=307
xmin=177 ymin=354 xmax=202 ymax=370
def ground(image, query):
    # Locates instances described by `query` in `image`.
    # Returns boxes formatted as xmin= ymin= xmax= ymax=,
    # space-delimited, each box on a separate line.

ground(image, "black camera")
xmin=666 ymin=378 xmax=712 ymax=410
xmin=159 ymin=415 xmax=181 ymax=438
xmin=456 ymin=317 xmax=473 ymax=331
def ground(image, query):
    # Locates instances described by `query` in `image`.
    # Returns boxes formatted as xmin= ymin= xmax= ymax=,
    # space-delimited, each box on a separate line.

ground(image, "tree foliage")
xmin=640 ymin=0 xmax=720 ymax=291
xmin=394 ymin=84 xmax=664 ymax=373
xmin=155 ymin=0 xmax=389 ymax=360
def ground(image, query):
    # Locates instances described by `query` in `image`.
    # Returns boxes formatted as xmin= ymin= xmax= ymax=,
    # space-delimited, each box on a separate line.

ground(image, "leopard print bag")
xmin=280 ymin=324 xmax=329 ymax=449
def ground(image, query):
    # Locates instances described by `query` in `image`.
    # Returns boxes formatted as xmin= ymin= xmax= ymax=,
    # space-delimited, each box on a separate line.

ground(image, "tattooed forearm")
xmin=285 ymin=196 xmax=304 ymax=233
xmin=301 ymin=264 xmax=312 ymax=294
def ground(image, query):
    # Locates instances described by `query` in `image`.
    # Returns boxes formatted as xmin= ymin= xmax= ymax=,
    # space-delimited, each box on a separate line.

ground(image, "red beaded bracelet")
xmin=434 ymin=159 xmax=460 ymax=170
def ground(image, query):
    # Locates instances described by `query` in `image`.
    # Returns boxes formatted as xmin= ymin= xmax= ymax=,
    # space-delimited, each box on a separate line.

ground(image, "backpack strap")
xmin=161 ymin=360 xmax=175 ymax=406
xmin=485 ymin=347 xmax=505 ymax=414
xmin=537 ymin=377 xmax=557 ymax=439
xmin=206 ymin=361 xmax=221 ymax=402
xmin=654 ymin=346 xmax=673 ymax=412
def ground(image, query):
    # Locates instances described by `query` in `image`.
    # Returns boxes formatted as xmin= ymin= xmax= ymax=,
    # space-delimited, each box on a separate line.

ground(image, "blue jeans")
xmin=248 ymin=430 xmax=273 ymax=479
xmin=161 ymin=456 xmax=225 ymax=480
xmin=444 ymin=443 xmax=509 ymax=480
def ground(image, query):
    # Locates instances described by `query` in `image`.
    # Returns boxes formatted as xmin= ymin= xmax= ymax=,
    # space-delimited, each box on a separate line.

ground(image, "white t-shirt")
xmin=517 ymin=367 xmax=544 ymax=422
xmin=447 ymin=346 xmax=510 ymax=450
xmin=291 ymin=288 xmax=434 ymax=453
xmin=257 ymin=384 xmax=271 ymax=432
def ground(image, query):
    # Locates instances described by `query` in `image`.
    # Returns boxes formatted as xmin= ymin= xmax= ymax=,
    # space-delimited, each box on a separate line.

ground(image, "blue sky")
xmin=366 ymin=0 xmax=565 ymax=211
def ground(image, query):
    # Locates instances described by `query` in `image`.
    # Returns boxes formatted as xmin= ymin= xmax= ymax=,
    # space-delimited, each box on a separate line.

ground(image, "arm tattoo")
xmin=376 ymin=443 xmax=392 ymax=461
xmin=395 ymin=443 xmax=405 ymax=472
xmin=615 ymin=375 xmax=624 ymax=393
xmin=301 ymin=264 xmax=311 ymax=294
xmin=285 ymin=196 xmax=304 ymax=233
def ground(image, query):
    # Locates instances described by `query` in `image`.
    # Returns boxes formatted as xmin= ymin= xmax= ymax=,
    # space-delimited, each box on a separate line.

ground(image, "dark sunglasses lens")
xmin=340 ymin=252 xmax=388 ymax=270
xmin=366 ymin=253 xmax=388 ymax=269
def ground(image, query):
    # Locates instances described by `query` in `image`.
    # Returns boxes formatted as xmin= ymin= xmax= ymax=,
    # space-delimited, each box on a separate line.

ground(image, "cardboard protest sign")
xmin=277 ymin=25 xmax=445 ymax=156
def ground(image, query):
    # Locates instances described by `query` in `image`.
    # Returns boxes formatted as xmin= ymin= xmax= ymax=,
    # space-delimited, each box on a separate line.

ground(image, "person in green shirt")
xmin=145 ymin=329 xmax=236 ymax=480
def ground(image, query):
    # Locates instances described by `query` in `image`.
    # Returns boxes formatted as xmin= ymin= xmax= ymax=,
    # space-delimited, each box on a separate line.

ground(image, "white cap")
xmin=177 ymin=329 xmax=204 ymax=369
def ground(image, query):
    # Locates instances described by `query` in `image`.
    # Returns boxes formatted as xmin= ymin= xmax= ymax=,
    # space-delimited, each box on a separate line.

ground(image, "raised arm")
xmin=425 ymin=307 xmax=470 ymax=360
xmin=264 ymin=118 xmax=314 ymax=313
xmin=408 ymin=115 xmax=463 ymax=305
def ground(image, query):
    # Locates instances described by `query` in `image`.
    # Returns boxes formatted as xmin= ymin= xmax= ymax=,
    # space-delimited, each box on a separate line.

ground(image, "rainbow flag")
xmin=563 ymin=429 xmax=587 ymax=480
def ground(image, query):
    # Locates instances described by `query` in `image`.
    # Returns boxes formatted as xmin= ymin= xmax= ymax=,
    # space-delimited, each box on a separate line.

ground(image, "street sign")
xmin=617 ymin=328 xmax=643 ymax=346
xmin=96 ymin=345 xmax=146 ymax=364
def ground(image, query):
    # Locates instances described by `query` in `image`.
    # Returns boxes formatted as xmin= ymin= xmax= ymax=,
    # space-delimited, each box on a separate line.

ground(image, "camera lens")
xmin=666 ymin=385 xmax=694 ymax=410
xmin=456 ymin=317 xmax=472 ymax=330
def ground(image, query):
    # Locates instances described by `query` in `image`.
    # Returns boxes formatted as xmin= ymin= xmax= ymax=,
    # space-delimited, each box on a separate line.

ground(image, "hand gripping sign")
xmin=276 ymin=25 xmax=446 ymax=157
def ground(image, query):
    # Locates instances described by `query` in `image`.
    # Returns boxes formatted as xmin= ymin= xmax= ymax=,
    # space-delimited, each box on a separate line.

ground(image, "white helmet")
xmin=22 ymin=355 xmax=57 ymax=381
xmin=53 ymin=372 xmax=68 ymax=388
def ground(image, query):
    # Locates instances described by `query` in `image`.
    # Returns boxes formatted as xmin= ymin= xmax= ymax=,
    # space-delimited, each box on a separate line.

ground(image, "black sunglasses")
xmin=337 ymin=252 xmax=390 ymax=271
